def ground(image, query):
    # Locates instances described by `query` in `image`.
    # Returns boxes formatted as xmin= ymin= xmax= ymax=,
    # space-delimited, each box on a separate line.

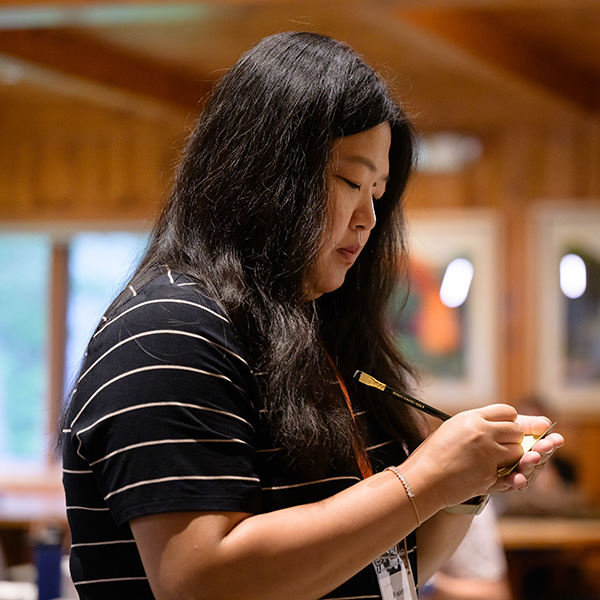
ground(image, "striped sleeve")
xmin=63 ymin=272 xmax=262 ymax=528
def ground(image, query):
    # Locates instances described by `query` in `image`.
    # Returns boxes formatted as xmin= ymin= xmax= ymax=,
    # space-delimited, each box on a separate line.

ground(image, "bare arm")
xmin=131 ymin=468 xmax=436 ymax=600
xmin=130 ymin=406 xmax=562 ymax=600
xmin=417 ymin=511 xmax=474 ymax=585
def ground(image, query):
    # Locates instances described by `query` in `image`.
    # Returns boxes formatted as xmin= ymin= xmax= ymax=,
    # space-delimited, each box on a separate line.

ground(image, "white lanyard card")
xmin=373 ymin=541 xmax=418 ymax=600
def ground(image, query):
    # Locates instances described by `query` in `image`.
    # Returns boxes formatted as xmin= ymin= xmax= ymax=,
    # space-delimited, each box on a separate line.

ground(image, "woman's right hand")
xmin=404 ymin=404 xmax=528 ymax=508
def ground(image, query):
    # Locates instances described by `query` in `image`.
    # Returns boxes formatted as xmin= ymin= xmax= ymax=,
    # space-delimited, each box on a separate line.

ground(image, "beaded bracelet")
xmin=385 ymin=466 xmax=421 ymax=527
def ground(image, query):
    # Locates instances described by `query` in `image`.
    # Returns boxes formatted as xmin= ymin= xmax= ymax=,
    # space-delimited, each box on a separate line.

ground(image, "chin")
xmin=304 ymin=270 xmax=349 ymax=300
xmin=321 ymin=277 xmax=348 ymax=297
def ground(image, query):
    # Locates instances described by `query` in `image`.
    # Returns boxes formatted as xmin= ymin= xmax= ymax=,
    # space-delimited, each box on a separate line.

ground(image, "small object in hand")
xmin=497 ymin=421 xmax=557 ymax=477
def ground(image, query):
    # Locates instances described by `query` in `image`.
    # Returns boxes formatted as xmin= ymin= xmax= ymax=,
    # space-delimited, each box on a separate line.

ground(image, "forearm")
xmin=134 ymin=466 xmax=445 ymax=600
xmin=416 ymin=509 xmax=473 ymax=585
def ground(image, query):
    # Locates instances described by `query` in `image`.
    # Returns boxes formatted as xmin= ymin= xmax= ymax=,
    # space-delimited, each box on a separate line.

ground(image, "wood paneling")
xmin=47 ymin=242 xmax=68 ymax=446
xmin=0 ymin=96 xmax=185 ymax=222
xmin=398 ymin=8 xmax=600 ymax=112
xmin=409 ymin=120 xmax=600 ymax=404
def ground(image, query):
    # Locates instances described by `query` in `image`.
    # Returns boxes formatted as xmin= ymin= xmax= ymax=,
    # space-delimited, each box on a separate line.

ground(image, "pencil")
xmin=355 ymin=370 xmax=558 ymax=479
xmin=353 ymin=370 xmax=452 ymax=422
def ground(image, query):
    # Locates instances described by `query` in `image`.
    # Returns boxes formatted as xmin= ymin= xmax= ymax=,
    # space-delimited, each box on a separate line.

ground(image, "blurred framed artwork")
xmin=534 ymin=203 xmax=600 ymax=414
xmin=391 ymin=211 xmax=500 ymax=411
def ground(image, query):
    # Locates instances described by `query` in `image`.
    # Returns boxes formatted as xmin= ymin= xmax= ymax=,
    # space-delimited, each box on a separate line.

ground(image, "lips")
xmin=337 ymin=243 xmax=362 ymax=261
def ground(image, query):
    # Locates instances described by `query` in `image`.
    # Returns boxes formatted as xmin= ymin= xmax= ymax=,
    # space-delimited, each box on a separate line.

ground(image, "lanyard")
xmin=326 ymin=356 xmax=417 ymax=597
xmin=326 ymin=354 xmax=373 ymax=479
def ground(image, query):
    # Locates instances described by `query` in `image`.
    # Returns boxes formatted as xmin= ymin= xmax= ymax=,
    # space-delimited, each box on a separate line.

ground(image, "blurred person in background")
xmin=420 ymin=500 xmax=512 ymax=600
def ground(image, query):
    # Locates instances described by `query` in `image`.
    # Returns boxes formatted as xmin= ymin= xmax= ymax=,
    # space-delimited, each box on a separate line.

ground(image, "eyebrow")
xmin=342 ymin=155 xmax=390 ymax=182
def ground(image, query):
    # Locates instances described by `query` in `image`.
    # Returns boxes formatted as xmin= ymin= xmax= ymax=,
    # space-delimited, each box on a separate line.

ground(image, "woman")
xmin=61 ymin=31 xmax=562 ymax=600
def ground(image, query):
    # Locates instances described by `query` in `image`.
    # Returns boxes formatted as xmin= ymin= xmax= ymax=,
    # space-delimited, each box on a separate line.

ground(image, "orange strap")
xmin=326 ymin=355 xmax=373 ymax=479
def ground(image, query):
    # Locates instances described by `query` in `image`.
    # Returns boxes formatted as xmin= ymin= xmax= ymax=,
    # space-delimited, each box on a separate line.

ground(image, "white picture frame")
xmin=397 ymin=210 xmax=500 ymax=412
xmin=533 ymin=202 xmax=600 ymax=415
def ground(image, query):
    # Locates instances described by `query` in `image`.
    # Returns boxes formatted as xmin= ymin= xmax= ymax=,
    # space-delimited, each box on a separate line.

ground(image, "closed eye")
xmin=341 ymin=177 xmax=361 ymax=190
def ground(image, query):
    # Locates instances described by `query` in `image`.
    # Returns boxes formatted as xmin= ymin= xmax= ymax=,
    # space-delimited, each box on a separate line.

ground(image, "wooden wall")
xmin=1 ymin=94 xmax=599 ymax=506
xmin=0 ymin=94 xmax=186 ymax=222
xmin=408 ymin=119 xmax=600 ymax=507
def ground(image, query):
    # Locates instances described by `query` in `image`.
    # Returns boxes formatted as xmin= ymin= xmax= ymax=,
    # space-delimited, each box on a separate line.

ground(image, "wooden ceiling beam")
xmin=397 ymin=8 xmax=600 ymax=113
xmin=0 ymin=28 xmax=211 ymax=110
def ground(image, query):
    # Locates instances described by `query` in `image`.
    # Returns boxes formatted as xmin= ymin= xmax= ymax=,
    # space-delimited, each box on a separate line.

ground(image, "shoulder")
xmin=103 ymin=268 xmax=230 ymax=334
xmin=87 ymin=267 xmax=243 ymax=360
xmin=71 ymin=267 xmax=254 ymax=414
xmin=65 ymin=266 xmax=259 ymax=440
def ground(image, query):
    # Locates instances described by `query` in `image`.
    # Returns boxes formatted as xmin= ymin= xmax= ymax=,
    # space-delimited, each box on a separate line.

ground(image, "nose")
xmin=353 ymin=194 xmax=377 ymax=233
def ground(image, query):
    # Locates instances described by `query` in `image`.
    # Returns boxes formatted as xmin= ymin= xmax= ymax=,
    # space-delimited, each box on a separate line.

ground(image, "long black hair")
xmin=105 ymin=31 xmax=424 ymax=473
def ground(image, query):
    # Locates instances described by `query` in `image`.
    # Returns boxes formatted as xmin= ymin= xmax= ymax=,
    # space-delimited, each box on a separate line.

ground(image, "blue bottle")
xmin=34 ymin=526 xmax=63 ymax=600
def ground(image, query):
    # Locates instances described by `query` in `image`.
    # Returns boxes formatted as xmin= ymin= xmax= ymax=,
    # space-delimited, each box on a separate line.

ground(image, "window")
xmin=0 ymin=230 xmax=147 ymax=480
xmin=66 ymin=232 xmax=148 ymax=392
xmin=0 ymin=234 xmax=51 ymax=472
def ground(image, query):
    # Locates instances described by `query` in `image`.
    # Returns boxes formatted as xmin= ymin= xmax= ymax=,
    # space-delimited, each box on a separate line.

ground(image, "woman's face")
xmin=303 ymin=121 xmax=391 ymax=300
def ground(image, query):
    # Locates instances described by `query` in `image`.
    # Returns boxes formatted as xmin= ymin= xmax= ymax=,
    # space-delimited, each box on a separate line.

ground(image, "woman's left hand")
xmin=490 ymin=414 xmax=564 ymax=493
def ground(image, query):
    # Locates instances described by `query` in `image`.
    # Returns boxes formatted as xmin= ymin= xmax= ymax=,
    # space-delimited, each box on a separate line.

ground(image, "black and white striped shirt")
xmin=62 ymin=268 xmax=416 ymax=599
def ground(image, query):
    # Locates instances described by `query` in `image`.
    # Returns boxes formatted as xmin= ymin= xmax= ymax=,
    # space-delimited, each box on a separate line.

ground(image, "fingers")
xmin=536 ymin=432 xmax=565 ymax=451
xmin=515 ymin=414 xmax=553 ymax=436
xmin=487 ymin=469 xmax=527 ymax=493
xmin=479 ymin=403 xmax=518 ymax=423
xmin=478 ymin=406 xmax=524 ymax=461
xmin=511 ymin=471 xmax=529 ymax=490
xmin=519 ymin=431 xmax=564 ymax=471
xmin=497 ymin=416 xmax=562 ymax=469
xmin=457 ymin=405 xmax=525 ymax=466
xmin=497 ymin=430 xmax=565 ymax=491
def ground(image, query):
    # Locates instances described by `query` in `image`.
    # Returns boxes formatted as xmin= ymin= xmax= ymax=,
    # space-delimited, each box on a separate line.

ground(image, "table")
xmin=0 ymin=493 xmax=66 ymax=530
xmin=499 ymin=516 xmax=600 ymax=550
xmin=498 ymin=517 xmax=600 ymax=600
xmin=0 ymin=492 xmax=67 ymax=567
